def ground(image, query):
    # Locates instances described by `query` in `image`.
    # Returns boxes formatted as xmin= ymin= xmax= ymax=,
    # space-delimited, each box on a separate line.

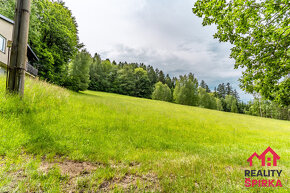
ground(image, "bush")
xmin=152 ymin=82 xmax=172 ymax=102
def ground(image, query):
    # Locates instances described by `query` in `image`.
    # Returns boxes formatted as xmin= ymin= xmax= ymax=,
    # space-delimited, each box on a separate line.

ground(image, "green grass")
xmin=0 ymin=76 xmax=289 ymax=192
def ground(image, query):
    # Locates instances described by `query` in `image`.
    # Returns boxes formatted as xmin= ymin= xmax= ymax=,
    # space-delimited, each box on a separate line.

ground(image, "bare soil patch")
xmin=99 ymin=172 xmax=161 ymax=192
xmin=39 ymin=160 xmax=98 ymax=177
xmin=39 ymin=160 xmax=160 ymax=192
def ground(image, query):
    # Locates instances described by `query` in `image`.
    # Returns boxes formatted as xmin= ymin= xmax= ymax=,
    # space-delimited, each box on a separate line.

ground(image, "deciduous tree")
xmin=174 ymin=74 xmax=199 ymax=106
xmin=70 ymin=50 xmax=92 ymax=92
xmin=193 ymin=0 xmax=290 ymax=106
xmin=152 ymin=82 xmax=172 ymax=102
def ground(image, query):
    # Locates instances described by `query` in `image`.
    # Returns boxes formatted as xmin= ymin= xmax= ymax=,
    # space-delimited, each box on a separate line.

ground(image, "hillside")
xmin=0 ymin=76 xmax=289 ymax=192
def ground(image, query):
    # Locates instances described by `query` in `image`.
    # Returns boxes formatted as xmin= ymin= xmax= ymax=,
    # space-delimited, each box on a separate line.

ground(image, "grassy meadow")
xmin=0 ymin=76 xmax=289 ymax=192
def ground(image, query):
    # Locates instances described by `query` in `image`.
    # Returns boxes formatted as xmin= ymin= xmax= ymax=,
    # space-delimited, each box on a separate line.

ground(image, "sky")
xmin=63 ymin=0 xmax=253 ymax=102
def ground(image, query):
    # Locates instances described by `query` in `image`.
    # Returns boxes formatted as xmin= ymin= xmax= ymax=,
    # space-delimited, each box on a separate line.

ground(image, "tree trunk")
xmin=7 ymin=0 xmax=31 ymax=96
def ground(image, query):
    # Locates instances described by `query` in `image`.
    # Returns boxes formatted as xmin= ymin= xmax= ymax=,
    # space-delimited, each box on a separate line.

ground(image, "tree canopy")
xmin=193 ymin=0 xmax=290 ymax=106
xmin=152 ymin=82 xmax=172 ymax=102
xmin=69 ymin=50 xmax=92 ymax=92
xmin=173 ymin=73 xmax=199 ymax=106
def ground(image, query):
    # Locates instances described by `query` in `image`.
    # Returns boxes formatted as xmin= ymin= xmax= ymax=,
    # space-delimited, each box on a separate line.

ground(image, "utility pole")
xmin=7 ymin=0 xmax=31 ymax=96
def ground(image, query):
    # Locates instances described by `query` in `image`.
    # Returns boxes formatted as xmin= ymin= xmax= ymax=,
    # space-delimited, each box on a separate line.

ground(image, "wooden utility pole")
xmin=7 ymin=0 xmax=31 ymax=95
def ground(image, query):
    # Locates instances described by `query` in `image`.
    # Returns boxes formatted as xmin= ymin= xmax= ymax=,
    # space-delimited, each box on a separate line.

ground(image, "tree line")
xmin=64 ymin=50 xmax=289 ymax=120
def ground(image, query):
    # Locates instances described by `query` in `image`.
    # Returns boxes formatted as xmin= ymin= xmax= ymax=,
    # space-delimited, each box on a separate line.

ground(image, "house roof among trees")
xmin=0 ymin=13 xmax=39 ymax=62
xmin=27 ymin=45 xmax=39 ymax=62
xmin=0 ymin=13 xmax=14 ymax=24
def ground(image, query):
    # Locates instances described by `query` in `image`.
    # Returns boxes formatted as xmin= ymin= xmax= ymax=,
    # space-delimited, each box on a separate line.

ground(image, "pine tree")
xmin=226 ymin=82 xmax=232 ymax=96
xmin=200 ymin=80 xmax=211 ymax=93
xmin=89 ymin=53 xmax=102 ymax=90
xmin=158 ymin=70 xmax=166 ymax=84
xmin=165 ymin=74 xmax=173 ymax=89
xmin=233 ymin=89 xmax=240 ymax=101
xmin=147 ymin=66 xmax=158 ymax=86
xmin=200 ymin=80 xmax=206 ymax=89
xmin=217 ymin=83 xmax=226 ymax=98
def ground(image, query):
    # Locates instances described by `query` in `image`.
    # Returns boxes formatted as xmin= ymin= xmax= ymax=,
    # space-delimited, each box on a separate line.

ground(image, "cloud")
xmin=63 ymin=0 xmax=253 ymax=102
xmin=102 ymin=43 xmax=239 ymax=80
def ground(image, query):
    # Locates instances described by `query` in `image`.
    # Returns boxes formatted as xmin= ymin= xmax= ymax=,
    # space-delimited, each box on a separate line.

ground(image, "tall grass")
xmin=0 ymin=76 xmax=289 ymax=192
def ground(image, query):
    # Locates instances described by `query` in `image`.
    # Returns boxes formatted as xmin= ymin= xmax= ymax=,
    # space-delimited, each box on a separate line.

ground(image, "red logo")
xmin=244 ymin=147 xmax=283 ymax=188
xmin=247 ymin=146 xmax=280 ymax=166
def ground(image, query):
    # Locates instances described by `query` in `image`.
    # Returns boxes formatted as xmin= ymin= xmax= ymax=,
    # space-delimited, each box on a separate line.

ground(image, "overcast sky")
xmin=63 ymin=0 xmax=252 ymax=101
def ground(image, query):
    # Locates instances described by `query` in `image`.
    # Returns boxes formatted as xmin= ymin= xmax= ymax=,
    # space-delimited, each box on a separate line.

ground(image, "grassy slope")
xmin=0 ymin=76 xmax=289 ymax=192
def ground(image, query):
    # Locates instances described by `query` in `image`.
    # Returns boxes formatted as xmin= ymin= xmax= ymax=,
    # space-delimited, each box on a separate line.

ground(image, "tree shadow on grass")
xmin=78 ymin=91 xmax=102 ymax=98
